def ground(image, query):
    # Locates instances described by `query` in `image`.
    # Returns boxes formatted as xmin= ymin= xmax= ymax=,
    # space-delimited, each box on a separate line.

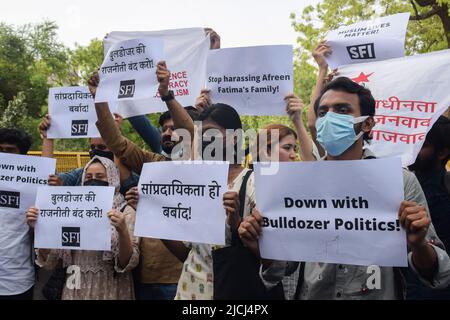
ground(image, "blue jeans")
xmin=137 ymin=283 xmax=177 ymax=300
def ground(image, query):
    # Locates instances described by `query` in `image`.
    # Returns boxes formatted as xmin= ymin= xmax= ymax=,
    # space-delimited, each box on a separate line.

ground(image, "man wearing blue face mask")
xmin=314 ymin=77 xmax=374 ymax=160
xmin=238 ymin=77 xmax=450 ymax=300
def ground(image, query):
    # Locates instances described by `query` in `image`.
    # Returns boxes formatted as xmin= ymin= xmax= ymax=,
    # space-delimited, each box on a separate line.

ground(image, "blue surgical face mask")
xmin=316 ymin=112 xmax=368 ymax=157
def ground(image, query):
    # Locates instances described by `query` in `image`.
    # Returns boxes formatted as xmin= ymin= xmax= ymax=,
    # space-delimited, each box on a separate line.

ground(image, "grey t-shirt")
xmin=260 ymin=163 xmax=450 ymax=299
xmin=0 ymin=207 xmax=35 ymax=295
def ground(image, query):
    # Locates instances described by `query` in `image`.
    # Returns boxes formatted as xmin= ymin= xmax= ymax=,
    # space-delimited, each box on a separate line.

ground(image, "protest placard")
xmin=325 ymin=12 xmax=410 ymax=69
xmin=103 ymin=28 xmax=210 ymax=117
xmin=338 ymin=49 xmax=450 ymax=166
xmin=34 ymin=186 xmax=114 ymax=251
xmin=47 ymin=86 xmax=100 ymax=139
xmin=206 ymin=45 xmax=293 ymax=116
xmin=0 ymin=153 xmax=56 ymax=212
xmin=95 ymin=37 xmax=164 ymax=105
xmin=255 ymin=158 xmax=407 ymax=267
xmin=134 ymin=162 xmax=228 ymax=245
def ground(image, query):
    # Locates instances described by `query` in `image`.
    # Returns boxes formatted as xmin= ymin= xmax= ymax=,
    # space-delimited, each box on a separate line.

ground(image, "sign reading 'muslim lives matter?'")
xmin=134 ymin=162 xmax=229 ymax=245
xmin=0 ymin=153 xmax=56 ymax=211
xmin=206 ymin=45 xmax=293 ymax=116
xmin=255 ymin=158 xmax=407 ymax=267
xmin=325 ymin=12 xmax=410 ymax=69
xmin=47 ymin=86 xmax=101 ymax=139
xmin=34 ymin=186 xmax=115 ymax=251
xmin=95 ymin=37 xmax=164 ymax=104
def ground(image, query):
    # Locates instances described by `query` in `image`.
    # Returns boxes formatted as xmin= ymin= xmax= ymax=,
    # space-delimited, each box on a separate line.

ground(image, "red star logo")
xmin=351 ymin=72 xmax=373 ymax=84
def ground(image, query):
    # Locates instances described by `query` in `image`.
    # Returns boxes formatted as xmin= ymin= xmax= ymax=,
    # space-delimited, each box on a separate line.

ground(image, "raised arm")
xmin=157 ymin=61 xmax=195 ymax=145
xmin=88 ymin=73 xmax=165 ymax=174
xmin=307 ymin=41 xmax=333 ymax=157
xmin=285 ymin=94 xmax=315 ymax=161
xmin=128 ymin=115 xmax=162 ymax=153
xmin=39 ymin=114 xmax=54 ymax=159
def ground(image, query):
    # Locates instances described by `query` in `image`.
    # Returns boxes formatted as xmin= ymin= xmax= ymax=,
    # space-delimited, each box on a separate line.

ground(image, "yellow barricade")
xmin=27 ymin=151 xmax=90 ymax=174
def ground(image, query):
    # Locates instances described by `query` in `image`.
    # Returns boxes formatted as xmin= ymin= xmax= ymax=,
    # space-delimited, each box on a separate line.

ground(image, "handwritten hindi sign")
xmin=325 ymin=13 xmax=410 ymax=69
xmin=95 ymin=37 xmax=164 ymax=104
xmin=206 ymin=45 xmax=293 ymax=116
xmin=0 ymin=153 xmax=56 ymax=212
xmin=47 ymin=86 xmax=100 ymax=139
xmin=134 ymin=162 xmax=228 ymax=245
xmin=34 ymin=186 xmax=114 ymax=251
xmin=255 ymin=159 xmax=407 ymax=267
xmin=103 ymin=28 xmax=210 ymax=117
xmin=338 ymin=49 xmax=450 ymax=166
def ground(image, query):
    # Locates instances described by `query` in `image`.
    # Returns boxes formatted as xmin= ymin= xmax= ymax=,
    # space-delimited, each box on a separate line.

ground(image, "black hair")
xmin=314 ymin=77 xmax=376 ymax=140
xmin=158 ymin=106 xmax=199 ymax=127
xmin=197 ymin=103 xmax=243 ymax=163
xmin=197 ymin=103 xmax=242 ymax=130
xmin=158 ymin=111 xmax=172 ymax=127
xmin=425 ymin=115 xmax=450 ymax=165
xmin=0 ymin=128 xmax=32 ymax=154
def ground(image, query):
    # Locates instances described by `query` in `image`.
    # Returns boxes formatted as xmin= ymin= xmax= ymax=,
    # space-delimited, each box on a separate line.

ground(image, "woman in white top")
xmin=27 ymin=156 xmax=140 ymax=300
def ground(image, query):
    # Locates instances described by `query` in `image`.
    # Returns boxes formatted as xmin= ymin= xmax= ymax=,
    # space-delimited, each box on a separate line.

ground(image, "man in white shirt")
xmin=0 ymin=128 xmax=35 ymax=300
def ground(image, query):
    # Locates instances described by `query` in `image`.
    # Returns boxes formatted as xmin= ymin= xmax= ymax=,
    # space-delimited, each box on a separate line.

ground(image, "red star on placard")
xmin=351 ymin=72 xmax=374 ymax=84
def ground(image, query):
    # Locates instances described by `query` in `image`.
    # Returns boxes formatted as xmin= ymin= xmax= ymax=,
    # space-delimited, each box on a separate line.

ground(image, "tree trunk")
xmin=436 ymin=4 xmax=450 ymax=48
xmin=413 ymin=0 xmax=450 ymax=48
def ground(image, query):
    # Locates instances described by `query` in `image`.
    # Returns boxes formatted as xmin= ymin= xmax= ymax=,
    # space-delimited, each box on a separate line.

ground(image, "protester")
xmin=125 ymin=26 xmax=220 ymax=157
xmin=127 ymin=102 xmax=256 ymax=300
xmin=123 ymin=106 xmax=200 ymax=300
xmin=239 ymin=77 xmax=450 ymax=299
xmin=26 ymin=156 xmax=139 ymax=300
xmin=126 ymin=107 xmax=199 ymax=157
xmin=88 ymin=61 xmax=197 ymax=299
xmin=0 ymin=129 xmax=35 ymax=300
xmin=89 ymin=61 xmax=194 ymax=173
xmin=255 ymin=122 xmax=305 ymax=299
xmin=125 ymin=186 xmax=183 ymax=300
xmin=405 ymin=115 xmax=450 ymax=299
xmin=39 ymin=114 xmax=139 ymax=195
xmin=307 ymin=41 xmax=338 ymax=158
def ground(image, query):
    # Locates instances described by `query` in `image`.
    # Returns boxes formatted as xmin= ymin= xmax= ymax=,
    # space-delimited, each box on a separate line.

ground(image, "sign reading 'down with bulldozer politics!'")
xmin=0 ymin=153 xmax=56 ymax=211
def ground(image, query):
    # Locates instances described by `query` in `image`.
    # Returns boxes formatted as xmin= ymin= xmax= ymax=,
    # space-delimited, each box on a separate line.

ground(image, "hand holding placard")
xmin=312 ymin=41 xmax=332 ymax=70
xmin=156 ymin=61 xmax=170 ymax=97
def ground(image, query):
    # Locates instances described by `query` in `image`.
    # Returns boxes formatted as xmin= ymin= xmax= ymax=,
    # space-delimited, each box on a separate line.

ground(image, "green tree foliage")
xmin=291 ymin=0 xmax=450 ymax=108
xmin=68 ymin=39 xmax=104 ymax=85
xmin=0 ymin=21 xmax=69 ymax=118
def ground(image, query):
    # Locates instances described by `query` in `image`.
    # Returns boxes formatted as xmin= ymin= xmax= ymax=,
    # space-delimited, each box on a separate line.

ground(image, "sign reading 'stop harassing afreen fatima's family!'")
xmin=206 ymin=45 xmax=293 ymax=116
xmin=95 ymin=37 xmax=164 ymax=104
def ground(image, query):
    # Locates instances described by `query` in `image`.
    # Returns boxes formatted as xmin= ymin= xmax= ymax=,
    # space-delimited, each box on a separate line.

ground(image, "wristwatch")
xmin=161 ymin=90 xmax=175 ymax=102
